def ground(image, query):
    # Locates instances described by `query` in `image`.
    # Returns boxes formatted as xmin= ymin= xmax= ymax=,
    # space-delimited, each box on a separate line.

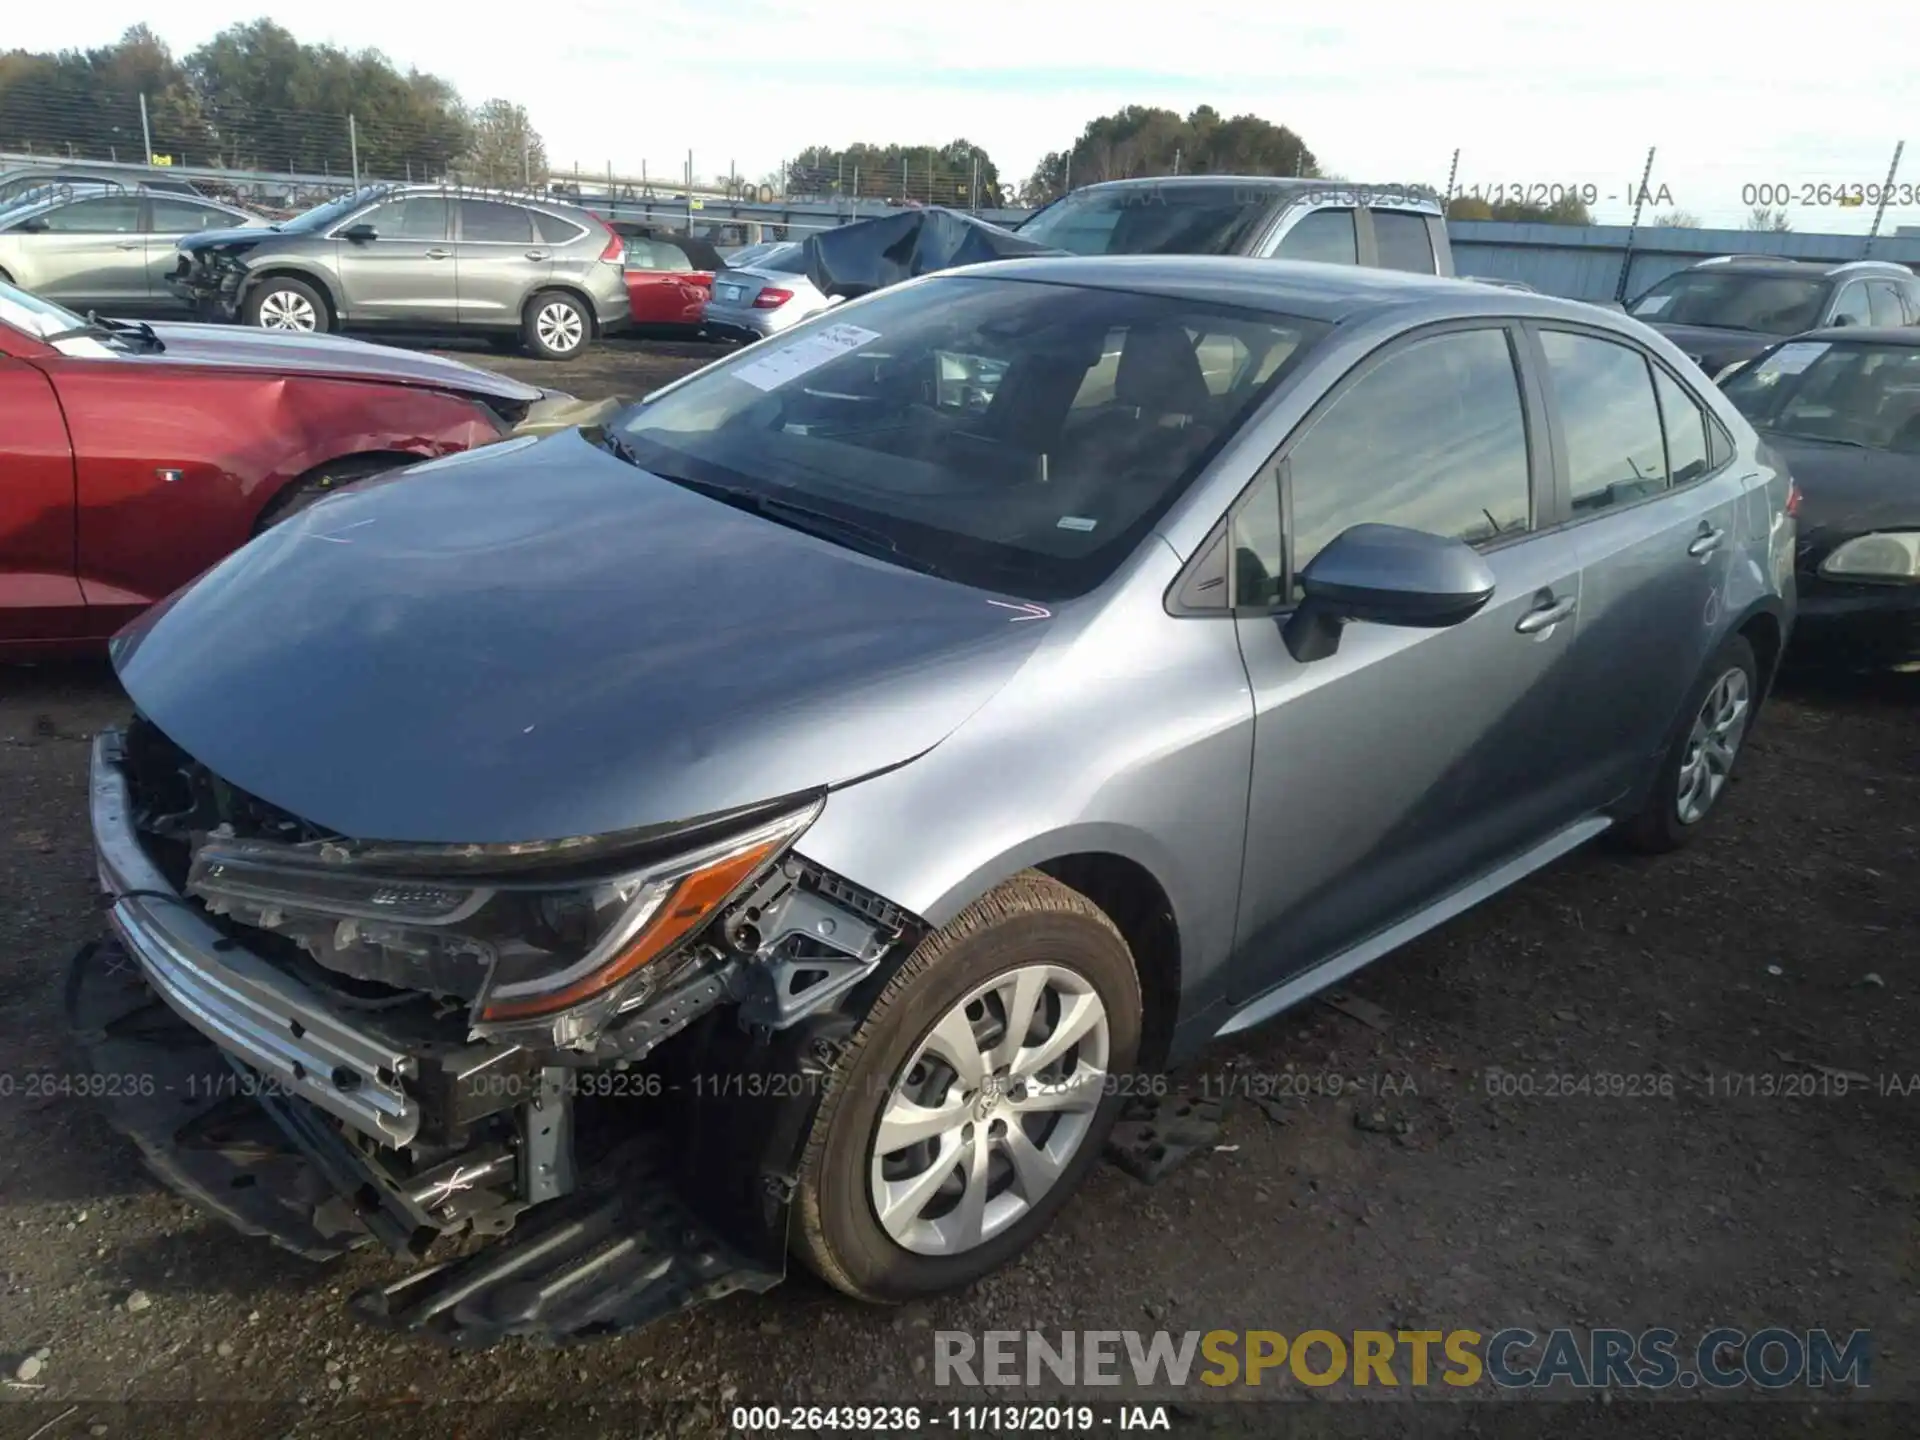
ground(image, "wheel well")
xmin=524 ymin=284 xmax=601 ymax=337
xmin=253 ymin=449 xmax=421 ymax=532
xmin=1036 ymin=854 xmax=1182 ymax=1073
xmin=247 ymin=268 xmax=337 ymax=324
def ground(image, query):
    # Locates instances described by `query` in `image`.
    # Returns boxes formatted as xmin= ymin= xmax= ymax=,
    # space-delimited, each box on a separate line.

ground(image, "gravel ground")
xmin=1 ymin=336 xmax=1916 ymax=1439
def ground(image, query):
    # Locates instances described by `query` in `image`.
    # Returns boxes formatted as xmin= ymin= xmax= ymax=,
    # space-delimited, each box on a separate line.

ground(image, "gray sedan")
xmin=81 ymin=257 xmax=1794 ymax=1337
xmin=701 ymin=239 xmax=837 ymax=339
xmin=0 ymin=184 xmax=259 ymax=312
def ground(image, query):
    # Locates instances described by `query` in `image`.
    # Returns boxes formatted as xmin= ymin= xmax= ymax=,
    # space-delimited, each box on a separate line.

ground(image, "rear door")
xmin=1222 ymin=322 xmax=1589 ymax=1004
xmin=453 ymin=200 xmax=550 ymax=325
xmin=0 ymin=352 xmax=83 ymax=644
xmin=332 ymin=195 xmax=455 ymax=323
xmin=1526 ymin=324 xmax=1748 ymax=811
xmin=23 ymin=195 xmax=149 ymax=307
xmin=143 ymin=196 xmax=250 ymax=309
xmin=624 ymin=235 xmax=710 ymax=325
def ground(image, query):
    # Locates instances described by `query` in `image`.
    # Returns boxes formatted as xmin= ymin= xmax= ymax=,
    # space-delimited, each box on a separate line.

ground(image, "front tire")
xmin=521 ymin=290 xmax=591 ymax=360
xmin=792 ymin=872 xmax=1140 ymax=1303
xmin=1621 ymin=633 xmax=1758 ymax=853
xmin=244 ymin=276 xmax=329 ymax=333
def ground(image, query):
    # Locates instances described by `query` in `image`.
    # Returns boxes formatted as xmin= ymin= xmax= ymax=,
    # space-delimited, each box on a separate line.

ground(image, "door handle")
xmin=425 ymin=248 xmax=451 ymax=260
xmin=115 ymin=241 xmax=142 ymax=250
xmin=1688 ymin=526 xmax=1725 ymax=558
xmin=524 ymin=249 xmax=550 ymax=261
xmin=1515 ymin=595 xmax=1577 ymax=634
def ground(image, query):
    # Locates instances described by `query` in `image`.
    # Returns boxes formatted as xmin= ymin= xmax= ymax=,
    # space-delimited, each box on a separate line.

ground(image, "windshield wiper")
xmin=88 ymin=312 xmax=165 ymax=353
xmin=43 ymin=315 xmax=164 ymax=353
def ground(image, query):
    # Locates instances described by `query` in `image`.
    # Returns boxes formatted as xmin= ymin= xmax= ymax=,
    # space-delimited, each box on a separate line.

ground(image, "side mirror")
xmin=1830 ymin=312 xmax=1855 ymax=328
xmin=340 ymin=222 xmax=378 ymax=242
xmin=1282 ymin=523 xmax=1498 ymax=663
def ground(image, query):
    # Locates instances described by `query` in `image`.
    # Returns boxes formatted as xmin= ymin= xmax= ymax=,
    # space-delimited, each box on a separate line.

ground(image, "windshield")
xmin=608 ymin=274 xmax=1328 ymax=599
xmin=1016 ymin=184 xmax=1278 ymax=256
xmin=279 ymin=187 xmax=388 ymax=234
xmin=1628 ymin=271 xmax=1830 ymax=334
xmin=1722 ymin=339 xmax=1920 ymax=450
xmin=0 ymin=278 xmax=115 ymax=357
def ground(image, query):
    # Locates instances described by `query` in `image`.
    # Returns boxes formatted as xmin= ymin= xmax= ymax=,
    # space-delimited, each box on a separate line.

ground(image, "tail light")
xmin=752 ymin=288 xmax=793 ymax=310
xmin=1786 ymin=479 xmax=1803 ymax=518
xmin=598 ymin=224 xmax=624 ymax=266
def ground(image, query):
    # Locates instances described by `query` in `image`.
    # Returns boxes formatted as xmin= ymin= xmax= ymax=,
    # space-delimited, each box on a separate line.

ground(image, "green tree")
xmin=456 ymin=99 xmax=548 ymax=188
xmin=786 ymin=140 xmax=1004 ymax=206
xmin=1019 ymin=105 xmax=1317 ymax=204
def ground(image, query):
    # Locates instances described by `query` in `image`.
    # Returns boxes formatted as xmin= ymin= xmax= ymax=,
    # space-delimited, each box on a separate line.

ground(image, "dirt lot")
xmin=1 ymin=336 xmax=1916 ymax=1439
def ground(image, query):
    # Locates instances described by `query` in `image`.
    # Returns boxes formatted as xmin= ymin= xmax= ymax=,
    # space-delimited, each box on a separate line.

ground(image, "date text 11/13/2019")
xmin=1453 ymin=183 xmax=1676 ymax=208
xmin=729 ymin=1404 xmax=1171 ymax=1431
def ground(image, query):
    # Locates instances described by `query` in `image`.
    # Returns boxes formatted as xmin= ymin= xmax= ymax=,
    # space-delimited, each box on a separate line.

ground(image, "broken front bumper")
xmin=76 ymin=730 xmax=796 ymax=1342
xmin=91 ymin=732 xmax=421 ymax=1146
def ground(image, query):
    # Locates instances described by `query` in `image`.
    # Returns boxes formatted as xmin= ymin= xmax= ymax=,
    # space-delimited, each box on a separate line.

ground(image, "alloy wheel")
xmin=1676 ymin=667 xmax=1750 ymax=825
xmin=868 ymin=964 xmax=1110 ymax=1257
xmin=258 ymin=290 xmax=318 ymax=331
xmin=535 ymin=301 xmax=585 ymax=354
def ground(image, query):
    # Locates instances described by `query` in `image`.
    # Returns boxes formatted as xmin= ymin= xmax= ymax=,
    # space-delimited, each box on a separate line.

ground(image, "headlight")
xmin=1819 ymin=532 xmax=1920 ymax=582
xmin=186 ymin=801 xmax=821 ymax=1026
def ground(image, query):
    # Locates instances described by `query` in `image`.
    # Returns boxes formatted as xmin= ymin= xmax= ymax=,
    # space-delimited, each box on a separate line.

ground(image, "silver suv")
xmin=168 ymin=184 xmax=630 ymax=359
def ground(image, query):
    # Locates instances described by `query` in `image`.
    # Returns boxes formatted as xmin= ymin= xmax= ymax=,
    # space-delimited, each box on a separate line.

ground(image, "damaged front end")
xmin=71 ymin=716 xmax=923 ymax=1344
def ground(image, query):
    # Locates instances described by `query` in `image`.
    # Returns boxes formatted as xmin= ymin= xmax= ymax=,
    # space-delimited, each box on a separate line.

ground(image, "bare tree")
xmin=1744 ymin=206 xmax=1792 ymax=232
xmin=457 ymin=98 xmax=547 ymax=188
xmin=1652 ymin=210 xmax=1703 ymax=228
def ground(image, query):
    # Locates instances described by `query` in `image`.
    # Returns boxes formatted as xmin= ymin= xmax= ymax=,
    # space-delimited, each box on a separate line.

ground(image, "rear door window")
xmin=150 ymin=198 xmax=248 ymax=233
xmin=1867 ymin=280 xmax=1907 ymax=327
xmin=1651 ymin=365 xmax=1714 ymax=486
xmin=1275 ymin=208 xmax=1357 ymax=265
xmin=1540 ymin=330 xmax=1670 ymax=513
xmin=1372 ymin=210 xmax=1435 ymax=272
xmin=458 ymin=200 xmax=535 ymax=244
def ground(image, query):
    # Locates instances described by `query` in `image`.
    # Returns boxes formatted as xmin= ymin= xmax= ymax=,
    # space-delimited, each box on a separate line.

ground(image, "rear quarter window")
xmin=1372 ymin=210 xmax=1436 ymax=273
xmin=535 ymin=210 xmax=585 ymax=245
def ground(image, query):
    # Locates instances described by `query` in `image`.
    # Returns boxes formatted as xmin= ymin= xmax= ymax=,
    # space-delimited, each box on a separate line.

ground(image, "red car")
xmin=0 ymin=282 xmax=546 ymax=658
xmin=611 ymin=226 xmax=727 ymax=331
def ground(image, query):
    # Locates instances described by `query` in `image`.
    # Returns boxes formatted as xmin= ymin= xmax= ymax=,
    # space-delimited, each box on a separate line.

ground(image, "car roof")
xmin=941 ymin=254 xmax=1613 ymax=325
xmin=1061 ymin=174 xmax=1444 ymax=213
xmin=1683 ymin=255 xmax=1913 ymax=280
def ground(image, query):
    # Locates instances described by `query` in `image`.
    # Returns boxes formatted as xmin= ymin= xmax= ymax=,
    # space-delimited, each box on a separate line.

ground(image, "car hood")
xmin=110 ymin=428 xmax=1051 ymax=845
xmin=1765 ymin=433 xmax=1920 ymax=552
xmin=128 ymin=321 xmax=543 ymax=404
xmin=1644 ymin=322 xmax=1780 ymax=367
xmin=175 ymin=227 xmax=277 ymax=257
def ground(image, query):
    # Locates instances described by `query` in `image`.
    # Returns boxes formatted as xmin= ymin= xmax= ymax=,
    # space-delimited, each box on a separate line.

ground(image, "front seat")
xmin=1112 ymin=322 xmax=1213 ymax=424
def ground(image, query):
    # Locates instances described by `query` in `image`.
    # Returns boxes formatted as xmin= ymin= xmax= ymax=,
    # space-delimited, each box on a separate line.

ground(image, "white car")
xmin=701 ymin=241 xmax=836 ymax=340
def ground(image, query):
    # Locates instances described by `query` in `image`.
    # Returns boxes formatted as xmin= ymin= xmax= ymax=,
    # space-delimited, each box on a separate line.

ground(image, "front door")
xmin=0 ymin=355 xmax=84 ymax=644
xmin=333 ymin=195 xmax=455 ymax=323
xmin=1222 ymin=323 xmax=1589 ymax=1007
xmin=26 ymin=194 xmax=149 ymax=309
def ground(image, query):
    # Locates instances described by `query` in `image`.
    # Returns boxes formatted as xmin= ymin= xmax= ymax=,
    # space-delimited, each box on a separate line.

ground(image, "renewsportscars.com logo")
xmin=933 ymin=1327 xmax=1872 ymax=1391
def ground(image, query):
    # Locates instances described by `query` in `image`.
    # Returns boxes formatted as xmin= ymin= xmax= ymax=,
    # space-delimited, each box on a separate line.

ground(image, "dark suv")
xmin=1015 ymin=176 xmax=1454 ymax=275
xmin=1626 ymin=256 xmax=1920 ymax=378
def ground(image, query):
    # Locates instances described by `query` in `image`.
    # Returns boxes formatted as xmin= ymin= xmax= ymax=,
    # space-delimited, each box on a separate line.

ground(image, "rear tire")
xmin=521 ymin=290 xmax=591 ymax=360
xmin=1620 ymin=634 xmax=1758 ymax=853
xmin=254 ymin=454 xmax=413 ymax=533
xmin=244 ymin=276 xmax=330 ymax=334
xmin=791 ymin=872 xmax=1140 ymax=1303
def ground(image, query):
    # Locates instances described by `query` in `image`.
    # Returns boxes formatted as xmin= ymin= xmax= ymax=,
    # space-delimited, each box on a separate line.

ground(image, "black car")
xmin=1720 ymin=326 xmax=1920 ymax=670
xmin=1627 ymin=256 xmax=1920 ymax=379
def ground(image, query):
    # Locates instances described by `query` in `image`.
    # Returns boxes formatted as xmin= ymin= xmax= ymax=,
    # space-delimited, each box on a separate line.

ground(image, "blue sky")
xmin=14 ymin=3 xmax=1920 ymax=230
